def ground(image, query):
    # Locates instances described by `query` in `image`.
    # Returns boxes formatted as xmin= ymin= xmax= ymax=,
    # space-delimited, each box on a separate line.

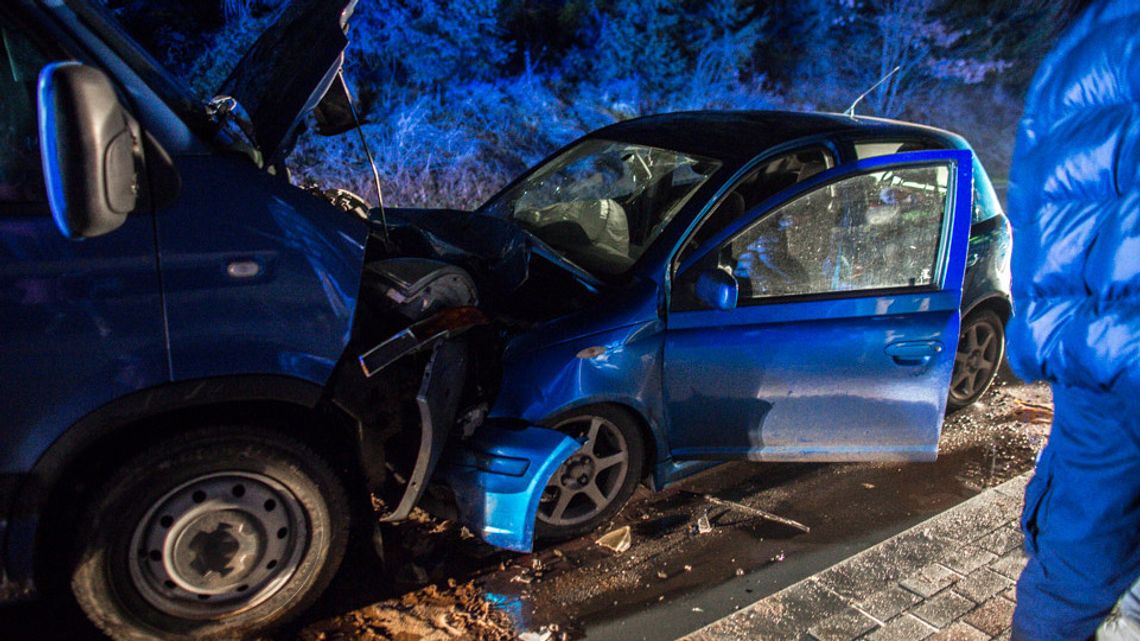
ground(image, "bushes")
xmin=111 ymin=0 xmax=1068 ymax=210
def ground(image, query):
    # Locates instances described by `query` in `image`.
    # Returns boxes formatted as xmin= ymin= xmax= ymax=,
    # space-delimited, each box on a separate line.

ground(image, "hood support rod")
xmin=340 ymin=69 xmax=389 ymax=241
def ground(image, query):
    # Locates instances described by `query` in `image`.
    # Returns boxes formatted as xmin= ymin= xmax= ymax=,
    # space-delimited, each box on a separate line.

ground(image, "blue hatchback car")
xmin=379 ymin=111 xmax=1011 ymax=542
xmin=0 ymin=1 xmax=1009 ymax=639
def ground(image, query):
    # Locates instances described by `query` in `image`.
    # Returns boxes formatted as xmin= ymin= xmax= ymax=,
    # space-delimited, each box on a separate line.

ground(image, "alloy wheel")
xmin=538 ymin=415 xmax=631 ymax=527
xmin=950 ymin=316 xmax=1001 ymax=404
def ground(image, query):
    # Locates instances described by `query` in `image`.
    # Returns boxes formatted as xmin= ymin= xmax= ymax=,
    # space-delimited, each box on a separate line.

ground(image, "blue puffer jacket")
xmin=1007 ymin=0 xmax=1140 ymax=395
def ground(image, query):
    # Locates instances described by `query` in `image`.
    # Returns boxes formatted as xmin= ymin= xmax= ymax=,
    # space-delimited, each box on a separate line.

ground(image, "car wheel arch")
xmin=16 ymin=376 xmax=364 ymax=597
xmin=962 ymin=294 xmax=1011 ymax=326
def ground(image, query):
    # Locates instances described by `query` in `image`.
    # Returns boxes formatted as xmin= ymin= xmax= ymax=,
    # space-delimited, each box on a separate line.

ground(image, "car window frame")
xmin=674 ymin=144 xmax=837 ymax=266
xmin=847 ymin=136 xmax=1003 ymax=226
xmin=666 ymin=137 xmax=842 ymax=286
xmin=671 ymin=155 xmax=963 ymax=311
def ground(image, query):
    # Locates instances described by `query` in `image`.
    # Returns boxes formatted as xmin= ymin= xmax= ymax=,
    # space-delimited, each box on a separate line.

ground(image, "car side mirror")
xmin=694 ymin=268 xmax=739 ymax=311
xmin=37 ymin=62 xmax=179 ymax=240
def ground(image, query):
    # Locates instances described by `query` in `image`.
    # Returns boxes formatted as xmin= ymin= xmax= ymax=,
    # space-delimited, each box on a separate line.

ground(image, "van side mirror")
xmin=695 ymin=268 xmax=739 ymax=311
xmin=37 ymin=62 xmax=179 ymax=240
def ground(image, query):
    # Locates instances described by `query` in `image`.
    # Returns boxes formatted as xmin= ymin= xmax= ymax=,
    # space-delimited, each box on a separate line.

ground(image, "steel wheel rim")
xmin=950 ymin=318 xmax=1000 ymax=402
xmin=538 ymin=415 xmax=630 ymax=527
xmin=127 ymin=471 xmax=309 ymax=620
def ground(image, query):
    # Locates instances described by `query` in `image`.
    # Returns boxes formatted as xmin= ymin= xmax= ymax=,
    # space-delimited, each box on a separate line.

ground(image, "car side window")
xmin=724 ymin=164 xmax=950 ymax=301
xmin=0 ymin=23 xmax=53 ymax=203
xmin=853 ymin=139 xmax=938 ymax=159
xmin=856 ymin=140 xmax=1000 ymax=225
xmin=679 ymin=147 xmax=834 ymax=263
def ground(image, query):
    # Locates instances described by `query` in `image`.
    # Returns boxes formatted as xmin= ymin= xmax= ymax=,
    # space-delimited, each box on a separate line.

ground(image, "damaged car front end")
xmin=328 ymin=244 xmax=589 ymax=553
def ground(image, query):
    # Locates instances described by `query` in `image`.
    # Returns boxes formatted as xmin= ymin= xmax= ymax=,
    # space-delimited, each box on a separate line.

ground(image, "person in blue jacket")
xmin=1007 ymin=0 xmax=1140 ymax=639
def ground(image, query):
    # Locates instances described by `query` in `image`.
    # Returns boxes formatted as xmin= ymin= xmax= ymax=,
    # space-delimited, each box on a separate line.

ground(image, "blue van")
xmin=0 ymin=1 xmax=1009 ymax=639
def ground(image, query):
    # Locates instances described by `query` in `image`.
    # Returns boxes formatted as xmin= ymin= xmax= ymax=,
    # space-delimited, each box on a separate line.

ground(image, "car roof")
xmin=587 ymin=110 xmax=968 ymax=164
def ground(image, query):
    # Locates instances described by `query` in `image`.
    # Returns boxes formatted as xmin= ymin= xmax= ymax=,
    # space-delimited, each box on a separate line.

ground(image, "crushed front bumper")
xmin=440 ymin=425 xmax=581 ymax=552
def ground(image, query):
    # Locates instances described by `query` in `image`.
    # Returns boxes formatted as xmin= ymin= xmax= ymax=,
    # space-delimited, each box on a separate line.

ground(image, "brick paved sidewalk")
xmin=682 ymin=473 xmax=1031 ymax=641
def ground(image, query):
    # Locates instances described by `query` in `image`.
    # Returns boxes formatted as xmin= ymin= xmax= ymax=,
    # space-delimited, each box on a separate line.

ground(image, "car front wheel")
xmin=948 ymin=309 xmax=1006 ymax=411
xmin=70 ymin=426 xmax=349 ymax=641
xmin=535 ymin=405 xmax=645 ymax=541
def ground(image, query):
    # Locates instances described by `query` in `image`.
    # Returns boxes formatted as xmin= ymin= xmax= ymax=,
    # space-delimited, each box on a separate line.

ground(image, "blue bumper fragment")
xmin=441 ymin=425 xmax=581 ymax=552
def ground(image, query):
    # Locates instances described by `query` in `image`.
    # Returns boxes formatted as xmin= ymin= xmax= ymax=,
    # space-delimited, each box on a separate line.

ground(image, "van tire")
xmin=70 ymin=426 xmax=349 ymax=641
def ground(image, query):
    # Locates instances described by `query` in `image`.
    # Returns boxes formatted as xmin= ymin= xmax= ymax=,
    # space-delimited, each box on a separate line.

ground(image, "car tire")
xmin=535 ymin=405 xmax=645 ymax=541
xmin=70 ymin=426 xmax=349 ymax=641
xmin=947 ymin=309 xmax=1006 ymax=412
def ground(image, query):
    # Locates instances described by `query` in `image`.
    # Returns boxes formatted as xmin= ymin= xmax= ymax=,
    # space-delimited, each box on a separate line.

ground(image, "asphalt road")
xmin=0 ymin=374 xmax=1050 ymax=641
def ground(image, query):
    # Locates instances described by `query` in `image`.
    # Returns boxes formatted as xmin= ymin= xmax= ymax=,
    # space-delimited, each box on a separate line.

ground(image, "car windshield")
xmin=481 ymin=139 xmax=720 ymax=276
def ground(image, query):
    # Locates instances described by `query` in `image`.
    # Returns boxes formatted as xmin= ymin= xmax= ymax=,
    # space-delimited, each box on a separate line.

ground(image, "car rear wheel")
xmin=70 ymin=426 xmax=349 ymax=641
xmin=535 ymin=406 xmax=644 ymax=541
xmin=948 ymin=309 xmax=1005 ymax=412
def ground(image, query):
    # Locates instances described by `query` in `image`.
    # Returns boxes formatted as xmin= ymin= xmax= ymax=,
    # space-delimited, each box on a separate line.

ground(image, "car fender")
xmin=491 ymin=320 xmax=670 ymax=474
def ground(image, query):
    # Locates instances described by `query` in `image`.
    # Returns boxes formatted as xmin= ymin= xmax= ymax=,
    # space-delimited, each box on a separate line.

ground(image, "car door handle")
xmin=885 ymin=340 xmax=943 ymax=366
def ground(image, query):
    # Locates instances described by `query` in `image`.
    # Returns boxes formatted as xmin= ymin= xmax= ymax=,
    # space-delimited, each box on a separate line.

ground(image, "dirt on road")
xmin=293 ymin=375 xmax=1050 ymax=641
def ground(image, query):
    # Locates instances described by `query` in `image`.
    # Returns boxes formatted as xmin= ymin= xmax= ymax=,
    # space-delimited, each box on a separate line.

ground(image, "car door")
xmin=663 ymin=150 xmax=973 ymax=462
xmin=0 ymin=12 xmax=167 ymax=472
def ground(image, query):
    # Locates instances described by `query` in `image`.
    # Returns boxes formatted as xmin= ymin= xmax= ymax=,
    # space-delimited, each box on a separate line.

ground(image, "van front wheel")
xmin=70 ymin=426 xmax=349 ymax=641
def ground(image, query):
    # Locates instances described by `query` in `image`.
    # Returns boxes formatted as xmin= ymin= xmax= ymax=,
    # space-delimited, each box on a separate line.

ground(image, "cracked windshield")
xmin=482 ymin=140 xmax=719 ymax=276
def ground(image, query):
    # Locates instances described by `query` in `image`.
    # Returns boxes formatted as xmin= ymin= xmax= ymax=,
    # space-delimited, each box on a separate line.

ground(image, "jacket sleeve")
xmin=1006 ymin=0 xmax=1140 ymax=398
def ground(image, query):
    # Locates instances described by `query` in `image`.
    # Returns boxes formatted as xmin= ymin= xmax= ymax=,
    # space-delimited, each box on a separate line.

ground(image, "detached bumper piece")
xmin=441 ymin=426 xmax=581 ymax=552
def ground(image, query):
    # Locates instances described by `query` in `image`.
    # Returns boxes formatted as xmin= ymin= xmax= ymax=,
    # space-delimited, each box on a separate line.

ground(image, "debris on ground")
xmin=771 ymin=551 xmax=785 ymax=563
xmin=301 ymin=583 xmax=515 ymax=641
xmin=518 ymin=630 xmax=552 ymax=641
xmin=861 ymin=483 xmax=875 ymax=489
xmin=1011 ymin=399 xmax=1054 ymax=424
xmin=695 ymin=511 xmax=713 ymax=534
xmin=595 ymin=525 xmax=632 ymax=553
xmin=701 ymin=494 xmax=811 ymax=533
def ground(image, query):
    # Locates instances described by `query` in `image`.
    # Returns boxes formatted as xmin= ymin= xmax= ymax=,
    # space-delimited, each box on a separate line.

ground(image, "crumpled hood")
xmin=216 ymin=0 xmax=357 ymax=163
xmin=377 ymin=208 xmax=532 ymax=303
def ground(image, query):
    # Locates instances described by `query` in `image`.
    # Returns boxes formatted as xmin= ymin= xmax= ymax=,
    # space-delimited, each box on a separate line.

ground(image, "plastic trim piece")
xmin=381 ymin=340 xmax=468 ymax=522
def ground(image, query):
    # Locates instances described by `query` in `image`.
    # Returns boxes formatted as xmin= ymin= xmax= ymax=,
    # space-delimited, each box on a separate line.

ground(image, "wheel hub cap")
xmin=967 ymin=350 xmax=982 ymax=372
xmin=176 ymin=513 xmax=259 ymax=587
xmin=561 ymin=456 xmax=596 ymax=490
xmin=128 ymin=472 xmax=308 ymax=619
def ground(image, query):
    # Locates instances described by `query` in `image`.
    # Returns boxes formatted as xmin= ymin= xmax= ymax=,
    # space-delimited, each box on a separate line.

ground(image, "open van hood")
xmin=216 ymin=0 xmax=358 ymax=163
